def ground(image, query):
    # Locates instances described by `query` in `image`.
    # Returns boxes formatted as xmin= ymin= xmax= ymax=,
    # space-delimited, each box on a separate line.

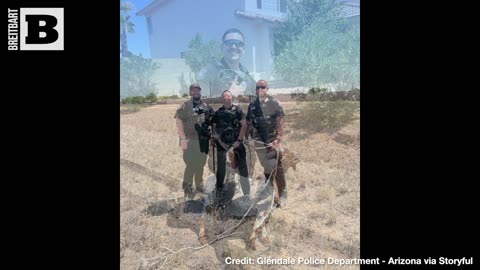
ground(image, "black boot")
xmin=215 ymin=187 xmax=225 ymax=210
xmin=184 ymin=185 xmax=194 ymax=200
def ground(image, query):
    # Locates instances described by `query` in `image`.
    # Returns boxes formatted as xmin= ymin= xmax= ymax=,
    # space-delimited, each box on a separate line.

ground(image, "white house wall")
xmin=145 ymin=0 xmax=274 ymax=77
xmin=244 ymin=0 xmax=256 ymax=11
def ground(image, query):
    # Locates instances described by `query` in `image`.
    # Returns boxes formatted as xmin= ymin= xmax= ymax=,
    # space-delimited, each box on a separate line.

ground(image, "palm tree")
xmin=120 ymin=0 xmax=135 ymax=57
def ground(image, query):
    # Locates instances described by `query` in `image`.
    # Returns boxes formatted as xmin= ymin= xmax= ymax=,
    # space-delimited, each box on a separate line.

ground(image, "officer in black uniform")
xmin=174 ymin=83 xmax=214 ymax=198
xmin=196 ymin=28 xmax=256 ymax=98
xmin=212 ymin=90 xmax=249 ymax=208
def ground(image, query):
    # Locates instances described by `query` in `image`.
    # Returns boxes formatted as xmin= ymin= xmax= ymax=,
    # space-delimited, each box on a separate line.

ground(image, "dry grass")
xmin=120 ymin=101 xmax=360 ymax=269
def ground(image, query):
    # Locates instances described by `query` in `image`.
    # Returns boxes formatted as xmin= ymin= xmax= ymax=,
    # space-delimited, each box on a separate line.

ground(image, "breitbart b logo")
xmin=8 ymin=8 xmax=64 ymax=51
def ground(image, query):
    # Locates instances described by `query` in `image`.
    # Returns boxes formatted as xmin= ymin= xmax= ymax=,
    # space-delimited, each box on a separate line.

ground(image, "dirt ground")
xmin=121 ymin=101 xmax=360 ymax=270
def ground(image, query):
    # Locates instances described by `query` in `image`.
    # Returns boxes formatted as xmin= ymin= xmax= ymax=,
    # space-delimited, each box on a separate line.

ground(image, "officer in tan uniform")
xmin=247 ymin=80 xmax=287 ymax=207
xmin=174 ymin=83 xmax=214 ymax=198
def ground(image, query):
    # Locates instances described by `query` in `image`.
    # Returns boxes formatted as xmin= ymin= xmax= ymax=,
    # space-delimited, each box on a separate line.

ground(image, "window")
xmin=257 ymin=0 xmax=287 ymax=13
xmin=147 ymin=16 xmax=153 ymax=35
xmin=263 ymin=0 xmax=277 ymax=11
xmin=280 ymin=0 xmax=286 ymax=13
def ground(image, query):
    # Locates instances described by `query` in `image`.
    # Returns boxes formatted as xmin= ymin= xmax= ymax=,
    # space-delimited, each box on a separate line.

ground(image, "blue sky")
xmin=124 ymin=0 xmax=151 ymax=58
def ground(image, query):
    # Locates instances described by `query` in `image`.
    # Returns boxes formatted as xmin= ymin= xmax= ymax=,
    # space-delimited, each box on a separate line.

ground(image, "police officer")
xmin=196 ymin=28 xmax=256 ymax=98
xmin=247 ymin=80 xmax=287 ymax=207
xmin=174 ymin=83 xmax=214 ymax=198
xmin=212 ymin=90 xmax=250 ymax=208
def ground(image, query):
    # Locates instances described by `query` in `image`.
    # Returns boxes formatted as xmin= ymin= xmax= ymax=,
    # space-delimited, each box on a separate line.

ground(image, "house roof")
xmin=339 ymin=1 xmax=360 ymax=18
xmin=233 ymin=10 xmax=286 ymax=23
xmin=136 ymin=0 xmax=170 ymax=16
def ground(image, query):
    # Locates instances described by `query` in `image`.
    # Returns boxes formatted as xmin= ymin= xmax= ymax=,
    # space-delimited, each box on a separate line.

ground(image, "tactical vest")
xmin=215 ymin=105 xmax=242 ymax=145
xmin=249 ymin=98 xmax=279 ymax=143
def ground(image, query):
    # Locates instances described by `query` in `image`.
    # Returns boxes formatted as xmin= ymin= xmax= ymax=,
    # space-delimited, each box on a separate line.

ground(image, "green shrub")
xmin=120 ymin=55 xmax=160 ymax=98
xmin=145 ymin=92 xmax=158 ymax=103
xmin=183 ymin=33 xmax=222 ymax=74
xmin=273 ymin=0 xmax=359 ymax=90
xmin=122 ymin=96 xmax=147 ymax=104
xmin=308 ymin=88 xmax=328 ymax=95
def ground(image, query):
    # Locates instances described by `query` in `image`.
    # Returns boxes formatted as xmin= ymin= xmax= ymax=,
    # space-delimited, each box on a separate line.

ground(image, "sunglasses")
xmin=223 ymin=39 xmax=245 ymax=48
xmin=256 ymin=86 xmax=267 ymax=90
